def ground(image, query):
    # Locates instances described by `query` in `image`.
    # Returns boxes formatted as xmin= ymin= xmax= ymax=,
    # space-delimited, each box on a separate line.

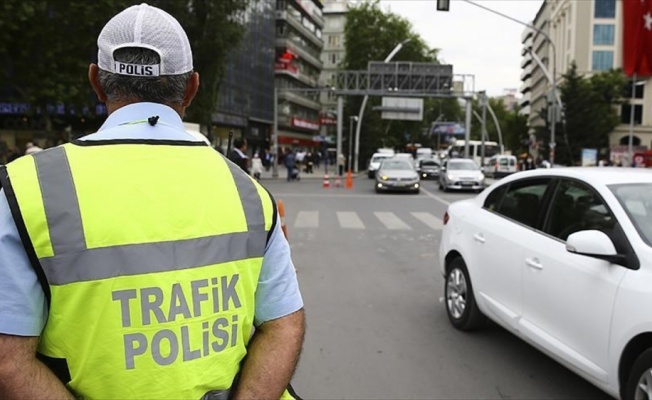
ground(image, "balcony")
xmin=521 ymin=53 xmax=533 ymax=69
xmin=276 ymin=38 xmax=323 ymax=69
xmin=277 ymin=10 xmax=323 ymax=49
xmin=277 ymin=89 xmax=322 ymax=111
xmin=519 ymin=92 xmax=531 ymax=107
xmin=519 ymin=105 xmax=531 ymax=116
xmin=520 ymin=67 xmax=533 ymax=82
xmin=520 ymin=82 xmax=532 ymax=94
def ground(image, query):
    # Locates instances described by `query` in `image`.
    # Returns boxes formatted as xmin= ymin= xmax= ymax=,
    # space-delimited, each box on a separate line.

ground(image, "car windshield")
xmin=447 ymin=161 xmax=478 ymax=171
xmin=610 ymin=183 xmax=652 ymax=246
xmin=381 ymin=160 xmax=413 ymax=170
xmin=420 ymin=160 xmax=439 ymax=167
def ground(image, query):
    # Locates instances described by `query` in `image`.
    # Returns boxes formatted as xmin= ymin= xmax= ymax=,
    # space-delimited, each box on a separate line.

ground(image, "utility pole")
xmin=480 ymin=91 xmax=487 ymax=168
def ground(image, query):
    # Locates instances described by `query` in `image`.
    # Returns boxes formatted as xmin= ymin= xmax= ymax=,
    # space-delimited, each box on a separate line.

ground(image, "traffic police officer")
xmin=0 ymin=4 xmax=305 ymax=399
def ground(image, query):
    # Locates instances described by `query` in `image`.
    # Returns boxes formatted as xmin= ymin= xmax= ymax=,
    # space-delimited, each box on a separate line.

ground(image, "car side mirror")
xmin=566 ymin=230 xmax=628 ymax=267
xmin=480 ymin=167 xmax=485 ymax=172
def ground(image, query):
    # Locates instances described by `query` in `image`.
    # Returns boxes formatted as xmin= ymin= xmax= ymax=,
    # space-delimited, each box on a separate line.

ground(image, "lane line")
xmin=420 ymin=186 xmax=451 ymax=205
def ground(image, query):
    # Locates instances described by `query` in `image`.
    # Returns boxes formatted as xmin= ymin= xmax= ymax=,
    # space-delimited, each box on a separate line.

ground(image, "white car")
xmin=439 ymin=168 xmax=652 ymax=399
xmin=439 ymin=158 xmax=485 ymax=192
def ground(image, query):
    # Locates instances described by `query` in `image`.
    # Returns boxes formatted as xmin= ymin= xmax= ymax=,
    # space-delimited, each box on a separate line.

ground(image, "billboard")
xmin=431 ymin=122 xmax=465 ymax=136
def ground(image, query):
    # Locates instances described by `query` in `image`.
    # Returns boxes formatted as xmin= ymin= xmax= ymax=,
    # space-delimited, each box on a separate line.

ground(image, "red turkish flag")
xmin=623 ymin=0 xmax=652 ymax=76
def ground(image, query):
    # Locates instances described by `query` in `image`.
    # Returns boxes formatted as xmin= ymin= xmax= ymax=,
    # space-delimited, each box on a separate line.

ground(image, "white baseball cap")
xmin=97 ymin=3 xmax=193 ymax=77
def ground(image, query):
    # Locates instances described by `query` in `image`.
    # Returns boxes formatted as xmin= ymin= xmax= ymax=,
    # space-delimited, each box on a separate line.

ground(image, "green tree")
xmin=552 ymin=62 xmax=626 ymax=165
xmin=342 ymin=0 xmax=442 ymax=168
xmin=0 ymin=1 xmax=133 ymax=133
xmin=0 ymin=0 xmax=249 ymax=141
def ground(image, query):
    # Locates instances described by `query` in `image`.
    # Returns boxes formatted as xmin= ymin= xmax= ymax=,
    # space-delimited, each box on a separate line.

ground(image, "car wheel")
xmin=445 ymin=257 xmax=485 ymax=331
xmin=625 ymin=348 xmax=652 ymax=400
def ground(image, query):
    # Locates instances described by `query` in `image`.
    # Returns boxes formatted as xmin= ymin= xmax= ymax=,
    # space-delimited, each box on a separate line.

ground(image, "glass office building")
xmin=213 ymin=0 xmax=276 ymax=154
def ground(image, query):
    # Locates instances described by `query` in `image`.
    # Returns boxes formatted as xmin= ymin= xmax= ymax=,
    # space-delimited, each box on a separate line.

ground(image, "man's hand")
xmin=0 ymin=334 xmax=73 ymax=399
xmin=232 ymin=309 xmax=305 ymax=400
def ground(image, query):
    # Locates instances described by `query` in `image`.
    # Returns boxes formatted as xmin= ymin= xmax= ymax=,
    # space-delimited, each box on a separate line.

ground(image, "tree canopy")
xmin=553 ymin=63 xmax=626 ymax=165
xmin=0 ymin=0 xmax=249 ymax=136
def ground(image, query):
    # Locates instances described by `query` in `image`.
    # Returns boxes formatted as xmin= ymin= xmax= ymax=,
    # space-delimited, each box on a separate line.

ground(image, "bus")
xmin=446 ymin=140 xmax=504 ymax=167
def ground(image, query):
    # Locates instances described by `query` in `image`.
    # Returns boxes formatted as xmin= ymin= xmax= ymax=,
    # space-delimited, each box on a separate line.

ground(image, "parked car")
xmin=416 ymin=158 xmax=440 ymax=180
xmin=485 ymin=154 xmax=518 ymax=178
xmin=439 ymin=158 xmax=485 ymax=192
xmin=367 ymin=152 xmax=395 ymax=178
xmin=375 ymin=158 xmax=420 ymax=194
xmin=439 ymin=167 xmax=652 ymax=399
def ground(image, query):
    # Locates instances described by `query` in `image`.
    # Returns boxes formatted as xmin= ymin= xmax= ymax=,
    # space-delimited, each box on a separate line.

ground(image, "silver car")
xmin=439 ymin=158 xmax=485 ymax=192
xmin=375 ymin=159 xmax=420 ymax=194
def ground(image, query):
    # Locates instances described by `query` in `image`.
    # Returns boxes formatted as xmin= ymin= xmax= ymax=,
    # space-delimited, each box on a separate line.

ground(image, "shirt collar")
xmin=98 ymin=103 xmax=186 ymax=133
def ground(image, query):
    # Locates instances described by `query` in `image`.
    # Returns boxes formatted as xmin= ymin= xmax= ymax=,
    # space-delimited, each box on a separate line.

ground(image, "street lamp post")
xmin=349 ymin=116 xmax=358 ymax=173
xmin=353 ymin=39 xmax=411 ymax=174
xmin=460 ymin=0 xmax=558 ymax=165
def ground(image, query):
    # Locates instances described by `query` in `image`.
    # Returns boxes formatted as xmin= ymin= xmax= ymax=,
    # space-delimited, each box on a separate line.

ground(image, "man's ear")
xmin=88 ymin=64 xmax=107 ymax=103
xmin=182 ymin=72 xmax=200 ymax=108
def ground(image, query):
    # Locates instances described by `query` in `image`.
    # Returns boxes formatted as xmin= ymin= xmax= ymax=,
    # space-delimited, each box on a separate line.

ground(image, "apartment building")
xmin=275 ymin=0 xmax=324 ymax=152
xmin=520 ymin=0 xmax=652 ymax=162
xmin=318 ymin=0 xmax=348 ymax=140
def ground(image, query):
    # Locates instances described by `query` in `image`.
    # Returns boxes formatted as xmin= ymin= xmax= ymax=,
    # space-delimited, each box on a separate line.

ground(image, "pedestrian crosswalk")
xmin=289 ymin=211 xmax=443 ymax=231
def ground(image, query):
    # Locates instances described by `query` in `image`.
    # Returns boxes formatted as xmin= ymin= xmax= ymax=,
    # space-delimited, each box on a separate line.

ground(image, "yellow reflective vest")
xmin=0 ymin=141 xmax=278 ymax=399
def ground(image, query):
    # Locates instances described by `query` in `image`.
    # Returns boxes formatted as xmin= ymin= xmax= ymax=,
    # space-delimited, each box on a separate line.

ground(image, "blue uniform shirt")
xmin=0 ymin=103 xmax=303 ymax=335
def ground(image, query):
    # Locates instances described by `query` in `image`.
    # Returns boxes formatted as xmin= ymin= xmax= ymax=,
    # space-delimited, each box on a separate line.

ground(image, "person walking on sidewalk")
xmin=284 ymin=148 xmax=297 ymax=182
xmin=0 ymin=4 xmax=304 ymax=399
xmin=251 ymin=152 xmax=264 ymax=181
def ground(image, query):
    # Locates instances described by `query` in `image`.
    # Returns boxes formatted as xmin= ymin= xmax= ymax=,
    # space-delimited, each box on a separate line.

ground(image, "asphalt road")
xmin=261 ymin=175 xmax=610 ymax=400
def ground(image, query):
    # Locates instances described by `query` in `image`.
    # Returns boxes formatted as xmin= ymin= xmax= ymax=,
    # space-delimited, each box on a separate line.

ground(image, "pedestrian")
xmin=337 ymin=152 xmax=345 ymax=176
xmin=251 ymin=152 xmax=264 ymax=181
xmin=229 ymin=137 xmax=249 ymax=174
xmin=262 ymin=148 xmax=272 ymax=171
xmin=305 ymin=152 xmax=314 ymax=174
xmin=284 ymin=148 xmax=297 ymax=181
xmin=0 ymin=4 xmax=304 ymax=399
xmin=24 ymin=141 xmax=43 ymax=155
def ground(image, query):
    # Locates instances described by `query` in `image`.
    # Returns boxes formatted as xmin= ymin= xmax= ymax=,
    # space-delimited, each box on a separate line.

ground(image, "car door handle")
xmin=473 ymin=233 xmax=485 ymax=243
xmin=525 ymin=257 xmax=543 ymax=270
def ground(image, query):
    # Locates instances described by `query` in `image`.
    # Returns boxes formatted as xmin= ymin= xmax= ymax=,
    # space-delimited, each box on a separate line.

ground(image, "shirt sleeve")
xmin=0 ymin=189 xmax=48 ymax=336
xmin=254 ymin=215 xmax=303 ymax=326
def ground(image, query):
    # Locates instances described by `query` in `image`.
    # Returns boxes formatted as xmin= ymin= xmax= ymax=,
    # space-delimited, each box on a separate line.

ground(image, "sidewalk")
xmin=260 ymin=164 xmax=358 ymax=180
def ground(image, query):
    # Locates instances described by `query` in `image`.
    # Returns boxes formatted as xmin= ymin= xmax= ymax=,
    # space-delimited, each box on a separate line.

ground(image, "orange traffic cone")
xmin=277 ymin=199 xmax=288 ymax=239
xmin=345 ymin=169 xmax=353 ymax=189
xmin=323 ymin=174 xmax=330 ymax=188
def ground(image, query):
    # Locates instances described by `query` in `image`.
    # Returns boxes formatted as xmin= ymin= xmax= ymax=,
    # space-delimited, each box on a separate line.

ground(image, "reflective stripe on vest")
xmin=4 ymin=142 xmax=276 ymax=399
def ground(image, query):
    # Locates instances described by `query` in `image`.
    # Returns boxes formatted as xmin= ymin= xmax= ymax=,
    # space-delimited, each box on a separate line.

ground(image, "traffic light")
xmin=437 ymin=0 xmax=450 ymax=11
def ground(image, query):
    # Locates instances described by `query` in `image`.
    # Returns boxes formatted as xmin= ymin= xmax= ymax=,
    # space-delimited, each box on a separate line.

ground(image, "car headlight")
xmin=380 ymin=176 xmax=389 ymax=181
xmin=447 ymin=173 xmax=454 ymax=180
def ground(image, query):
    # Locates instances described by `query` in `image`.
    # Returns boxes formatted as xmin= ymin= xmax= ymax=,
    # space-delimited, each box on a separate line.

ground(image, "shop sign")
xmin=291 ymin=117 xmax=319 ymax=131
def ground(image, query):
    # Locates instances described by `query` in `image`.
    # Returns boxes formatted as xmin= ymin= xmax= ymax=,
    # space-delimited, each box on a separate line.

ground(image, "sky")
xmin=380 ymin=0 xmax=545 ymax=97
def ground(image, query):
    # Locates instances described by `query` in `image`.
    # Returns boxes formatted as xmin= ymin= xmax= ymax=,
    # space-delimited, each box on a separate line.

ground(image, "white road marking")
xmin=294 ymin=211 xmax=319 ymax=228
xmin=411 ymin=212 xmax=443 ymax=230
xmin=337 ymin=212 xmax=365 ymax=229
xmin=420 ymin=186 xmax=450 ymax=205
xmin=374 ymin=212 xmax=411 ymax=230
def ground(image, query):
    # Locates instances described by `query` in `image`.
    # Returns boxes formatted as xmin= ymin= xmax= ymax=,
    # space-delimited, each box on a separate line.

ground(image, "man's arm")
xmin=232 ymin=308 xmax=305 ymax=400
xmin=0 ymin=334 xmax=73 ymax=399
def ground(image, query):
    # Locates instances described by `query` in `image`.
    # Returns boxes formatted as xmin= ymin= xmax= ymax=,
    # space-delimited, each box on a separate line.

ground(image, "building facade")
xmin=213 ymin=0 xmax=276 ymax=155
xmin=521 ymin=0 xmax=652 ymax=164
xmin=275 ymin=0 xmax=324 ymax=153
xmin=318 ymin=0 xmax=348 ymax=141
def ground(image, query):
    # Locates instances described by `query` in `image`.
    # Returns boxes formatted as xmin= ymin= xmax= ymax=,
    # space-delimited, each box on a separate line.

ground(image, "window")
xmin=593 ymin=24 xmax=615 ymax=45
xmin=493 ymin=179 xmax=551 ymax=228
xmin=620 ymin=104 xmax=643 ymax=125
xmin=624 ymin=80 xmax=645 ymax=99
xmin=483 ymin=185 xmax=508 ymax=212
xmin=594 ymin=0 xmax=615 ymax=18
xmin=592 ymin=50 xmax=613 ymax=71
xmin=545 ymin=180 xmax=615 ymax=241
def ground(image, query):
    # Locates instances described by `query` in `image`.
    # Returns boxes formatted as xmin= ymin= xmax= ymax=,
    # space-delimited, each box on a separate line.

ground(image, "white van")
xmin=486 ymin=154 xmax=517 ymax=178
xmin=367 ymin=152 xmax=395 ymax=178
